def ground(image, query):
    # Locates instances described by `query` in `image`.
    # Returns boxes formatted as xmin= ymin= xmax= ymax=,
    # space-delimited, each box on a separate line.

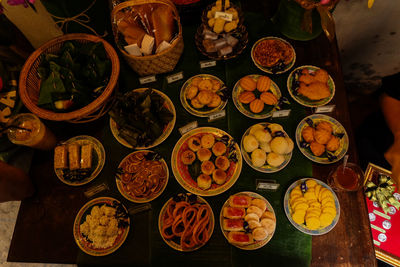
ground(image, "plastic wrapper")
xmin=112 ymin=1 xmax=180 ymax=56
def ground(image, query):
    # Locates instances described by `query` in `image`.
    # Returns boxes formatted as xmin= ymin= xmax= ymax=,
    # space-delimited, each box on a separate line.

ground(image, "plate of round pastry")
xmin=73 ymin=197 xmax=130 ymax=256
xmin=296 ymin=114 xmax=349 ymax=164
xmin=54 ymin=135 xmax=106 ymax=186
xmin=180 ymin=74 xmax=228 ymax=117
xmin=158 ymin=193 xmax=214 ymax=251
xmin=171 ymin=127 xmax=242 ymax=196
xmin=220 ymin=191 xmax=276 ymax=250
xmin=115 ymin=150 xmax=168 ymax=203
xmin=232 ymin=74 xmax=282 ymax=119
xmin=109 ymin=88 xmax=176 ymax=149
xmin=241 ymin=123 xmax=294 ymax=173
xmin=284 ymin=178 xmax=340 ymax=235
xmin=251 ymin=36 xmax=296 ymax=74
xmin=287 ymin=65 xmax=335 ymax=107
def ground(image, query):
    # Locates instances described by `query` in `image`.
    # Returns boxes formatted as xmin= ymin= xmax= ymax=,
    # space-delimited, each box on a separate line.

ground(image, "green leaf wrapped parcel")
xmin=37 ymin=41 xmax=111 ymax=112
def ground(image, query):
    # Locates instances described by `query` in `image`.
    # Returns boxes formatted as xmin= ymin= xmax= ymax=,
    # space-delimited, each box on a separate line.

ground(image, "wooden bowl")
xmin=19 ymin=33 xmax=120 ymax=123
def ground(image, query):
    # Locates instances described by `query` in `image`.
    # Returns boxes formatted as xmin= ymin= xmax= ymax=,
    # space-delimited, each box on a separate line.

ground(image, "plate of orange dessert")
xmin=171 ymin=127 xmax=242 ymax=196
xmin=232 ymin=74 xmax=282 ymax=119
xmin=287 ymin=65 xmax=335 ymax=107
xmin=296 ymin=114 xmax=348 ymax=164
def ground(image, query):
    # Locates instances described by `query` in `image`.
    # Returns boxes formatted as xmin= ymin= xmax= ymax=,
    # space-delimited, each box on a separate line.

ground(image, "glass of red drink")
xmin=327 ymin=163 xmax=364 ymax=191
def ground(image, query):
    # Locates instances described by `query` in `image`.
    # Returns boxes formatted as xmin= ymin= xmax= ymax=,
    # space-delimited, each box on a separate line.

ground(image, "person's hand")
xmin=384 ymin=134 xmax=400 ymax=186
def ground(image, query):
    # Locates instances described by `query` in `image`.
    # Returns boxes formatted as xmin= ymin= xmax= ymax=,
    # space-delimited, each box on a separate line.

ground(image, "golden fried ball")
xmin=326 ymin=136 xmax=340 ymax=152
xmin=201 ymin=134 xmax=215 ymax=148
xmin=302 ymin=126 xmax=315 ymax=143
xmin=310 ymin=141 xmax=325 ymax=156
xmin=316 ymin=121 xmax=333 ymax=134
xmin=314 ymin=129 xmax=332 ymax=145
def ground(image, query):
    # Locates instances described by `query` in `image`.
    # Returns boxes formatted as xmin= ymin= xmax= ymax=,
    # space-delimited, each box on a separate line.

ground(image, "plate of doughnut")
xmin=220 ymin=191 xmax=276 ymax=250
xmin=287 ymin=65 xmax=335 ymax=107
xmin=171 ymin=127 xmax=242 ymax=196
xmin=115 ymin=150 xmax=168 ymax=203
xmin=180 ymin=74 xmax=228 ymax=117
xmin=296 ymin=114 xmax=349 ymax=164
xmin=232 ymin=74 xmax=282 ymax=119
xmin=158 ymin=193 xmax=214 ymax=251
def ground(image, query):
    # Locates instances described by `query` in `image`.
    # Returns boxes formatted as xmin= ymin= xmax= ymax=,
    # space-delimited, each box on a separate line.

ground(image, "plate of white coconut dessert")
xmin=240 ymin=123 xmax=294 ymax=173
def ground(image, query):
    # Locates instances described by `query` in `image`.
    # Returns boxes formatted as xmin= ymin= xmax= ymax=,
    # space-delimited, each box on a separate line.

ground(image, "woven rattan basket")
xmin=19 ymin=33 xmax=120 ymax=123
xmin=111 ymin=0 xmax=184 ymax=76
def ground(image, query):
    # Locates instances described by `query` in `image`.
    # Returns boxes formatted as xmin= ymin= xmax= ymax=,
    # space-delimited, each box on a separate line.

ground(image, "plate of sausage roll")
xmin=54 ymin=135 xmax=105 ymax=186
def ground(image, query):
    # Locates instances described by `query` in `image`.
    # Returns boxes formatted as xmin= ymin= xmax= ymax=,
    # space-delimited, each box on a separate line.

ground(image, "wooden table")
xmin=7 ymin=2 xmax=376 ymax=266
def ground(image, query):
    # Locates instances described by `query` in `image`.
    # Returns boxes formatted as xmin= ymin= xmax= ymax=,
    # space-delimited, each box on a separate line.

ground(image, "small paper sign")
xmin=315 ymin=105 xmax=335 ymax=113
xmin=200 ymin=60 xmax=217 ymax=68
xmin=208 ymin=110 xmax=226 ymax=122
xmin=139 ymin=75 xmax=156 ymax=84
xmin=128 ymin=203 xmax=152 ymax=216
xmin=256 ymin=179 xmax=280 ymax=192
xmin=179 ymin=121 xmax=198 ymax=135
xmin=166 ymin=71 xmax=184 ymax=84
xmin=272 ymin=109 xmax=291 ymax=118
xmin=214 ymin=11 xmax=233 ymax=22
xmin=84 ymin=183 xmax=109 ymax=198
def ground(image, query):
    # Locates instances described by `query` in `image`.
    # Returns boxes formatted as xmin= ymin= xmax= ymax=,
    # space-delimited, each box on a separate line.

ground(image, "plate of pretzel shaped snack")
xmin=220 ymin=191 xmax=276 ymax=250
xmin=158 ymin=193 xmax=214 ymax=251
xmin=115 ymin=150 xmax=168 ymax=203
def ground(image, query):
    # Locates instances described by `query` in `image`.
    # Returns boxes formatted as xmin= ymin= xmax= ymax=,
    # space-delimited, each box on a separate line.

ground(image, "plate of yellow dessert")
xmin=180 ymin=74 xmax=228 ymax=117
xmin=284 ymin=178 xmax=340 ymax=235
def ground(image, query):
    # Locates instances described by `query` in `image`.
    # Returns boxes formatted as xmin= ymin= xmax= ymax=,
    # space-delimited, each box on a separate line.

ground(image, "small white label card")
xmin=139 ymin=75 xmax=156 ymax=84
xmin=214 ymin=11 xmax=233 ymax=22
xmin=179 ymin=121 xmax=198 ymax=135
xmin=84 ymin=183 xmax=109 ymax=198
xmin=128 ymin=203 xmax=152 ymax=215
xmin=166 ymin=71 xmax=184 ymax=84
xmin=200 ymin=60 xmax=217 ymax=69
xmin=272 ymin=109 xmax=291 ymax=118
xmin=208 ymin=110 xmax=226 ymax=122
xmin=315 ymin=105 xmax=335 ymax=113
xmin=256 ymin=179 xmax=280 ymax=192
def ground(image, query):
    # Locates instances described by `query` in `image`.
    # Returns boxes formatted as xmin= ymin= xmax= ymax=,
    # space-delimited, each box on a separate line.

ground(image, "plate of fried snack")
xmin=109 ymin=88 xmax=176 ymax=149
xmin=180 ymin=74 xmax=228 ymax=117
xmin=251 ymin=37 xmax=296 ymax=74
xmin=171 ymin=127 xmax=242 ymax=196
xmin=287 ymin=65 xmax=335 ymax=107
xmin=220 ymin=191 xmax=276 ymax=250
xmin=296 ymin=114 xmax=349 ymax=164
xmin=241 ymin=123 xmax=294 ymax=173
xmin=284 ymin=178 xmax=340 ymax=235
xmin=115 ymin=150 xmax=168 ymax=203
xmin=232 ymin=74 xmax=283 ymax=119
xmin=73 ymin=197 xmax=130 ymax=256
xmin=54 ymin=135 xmax=105 ymax=186
xmin=159 ymin=193 xmax=214 ymax=251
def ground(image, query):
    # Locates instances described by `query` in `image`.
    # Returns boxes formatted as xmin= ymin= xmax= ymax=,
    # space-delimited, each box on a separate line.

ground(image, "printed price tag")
xmin=179 ymin=121 xmax=198 ymax=135
xmin=166 ymin=71 xmax=184 ymax=84
xmin=208 ymin=110 xmax=226 ymax=122
xmin=84 ymin=183 xmax=109 ymax=198
xmin=272 ymin=109 xmax=291 ymax=118
xmin=256 ymin=179 xmax=280 ymax=192
xmin=315 ymin=105 xmax=335 ymax=113
xmin=214 ymin=11 xmax=233 ymax=22
xmin=200 ymin=60 xmax=217 ymax=68
xmin=139 ymin=75 xmax=156 ymax=84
